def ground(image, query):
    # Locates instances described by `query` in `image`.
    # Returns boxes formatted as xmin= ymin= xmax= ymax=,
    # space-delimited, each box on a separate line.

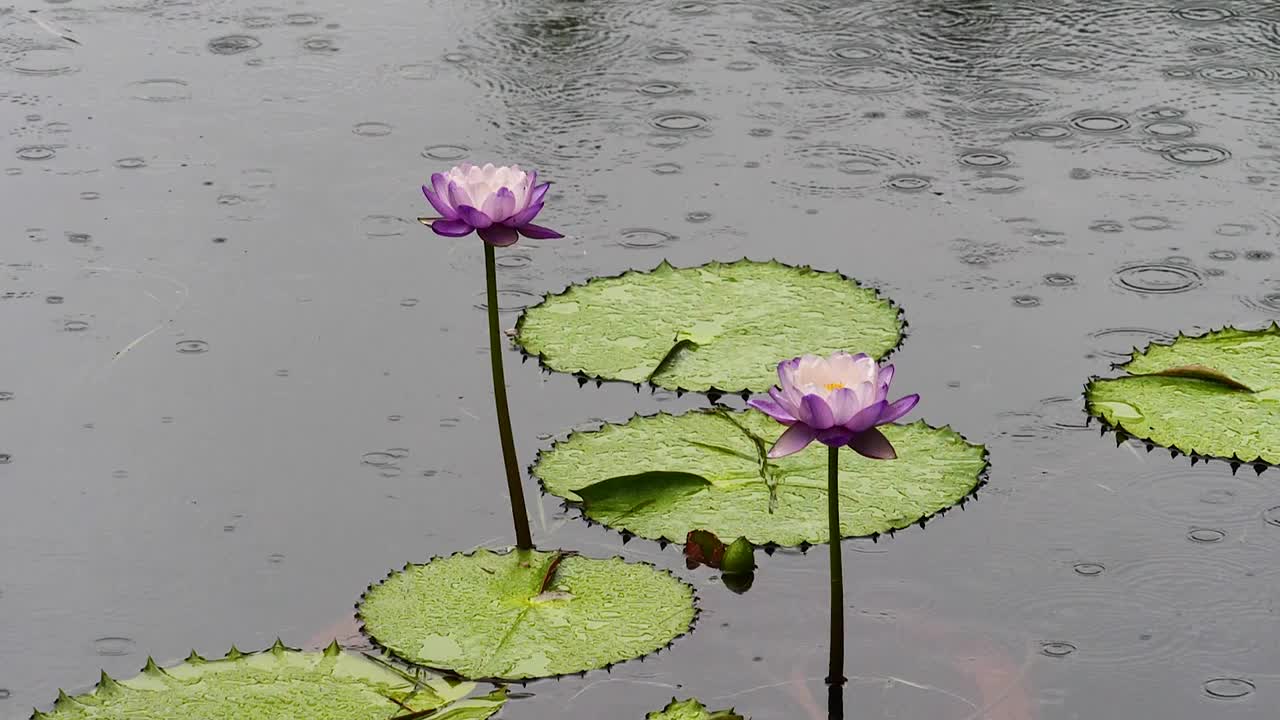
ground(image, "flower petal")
xmin=798 ymin=394 xmax=836 ymax=429
xmin=773 ymin=353 xmax=803 ymax=386
xmin=447 ymin=180 xmax=472 ymax=210
xmin=817 ymin=426 xmax=855 ymax=447
xmin=828 ymin=352 xmax=863 ymax=383
xmin=457 ymin=205 xmax=493 ymax=229
xmin=528 ymin=182 xmax=550 ymax=206
xmin=848 ymin=428 xmax=897 ymax=460
xmin=519 ymin=170 xmax=538 ymax=206
xmin=480 ymin=188 xmax=502 ymax=220
xmin=769 ymin=386 xmax=802 ymax=418
xmin=767 ymin=423 xmax=818 ymax=458
xmin=499 ymin=187 xmax=521 ymax=222
xmin=878 ymin=394 xmax=920 ymax=424
xmin=878 ymin=363 xmax=895 ymax=388
xmin=516 ymin=223 xmax=564 ymax=239
xmin=503 ymin=202 xmax=544 ymax=227
xmin=422 ymin=185 xmax=458 ymax=220
xmin=844 ymin=399 xmax=887 ymax=433
xmin=826 ymin=387 xmax=861 ymax=425
xmin=477 ymin=224 xmax=519 ymax=246
xmin=875 ymin=366 xmax=894 ymax=403
xmin=430 ymin=218 xmax=474 ymax=237
xmin=747 ymin=396 xmax=796 ymax=425
xmin=431 ymin=172 xmax=450 ymax=201
xmin=851 ymin=380 xmax=875 ymax=410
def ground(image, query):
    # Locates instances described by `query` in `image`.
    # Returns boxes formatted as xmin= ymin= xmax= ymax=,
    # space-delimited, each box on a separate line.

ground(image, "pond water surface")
xmin=2 ymin=0 xmax=1279 ymax=718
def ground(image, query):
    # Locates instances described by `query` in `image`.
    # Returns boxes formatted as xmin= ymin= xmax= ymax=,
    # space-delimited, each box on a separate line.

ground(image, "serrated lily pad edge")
xmin=648 ymin=696 xmax=746 ymax=719
xmin=354 ymin=547 xmax=702 ymax=684
xmin=1083 ymin=322 xmax=1280 ymax=473
xmin=511 ymin=257 xmax=909 ymax=398
xmin=30 ymin=639 xmax=507 ymax=720
xmin=528 ymin=409 xmax=991 ymax=550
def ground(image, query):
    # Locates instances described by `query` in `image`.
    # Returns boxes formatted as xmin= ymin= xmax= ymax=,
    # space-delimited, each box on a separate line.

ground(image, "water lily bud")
xmin=721 ymin=537 xmax=755 ymax=575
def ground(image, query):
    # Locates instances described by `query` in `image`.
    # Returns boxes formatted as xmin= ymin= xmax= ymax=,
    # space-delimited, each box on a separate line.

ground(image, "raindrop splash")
xmin=1112 ymin=262 xmax=1203 ymax=294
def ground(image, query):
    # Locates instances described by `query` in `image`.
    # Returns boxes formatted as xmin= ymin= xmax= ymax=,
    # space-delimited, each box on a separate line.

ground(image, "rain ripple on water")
xmin=422 ymin=144 xmax=469 ymax=161
xmin=1069 ymin=113 xmax=1130 ymax=133
xmin=1203 ymin=678 xmax=1255 ymax=700
xmin=473 ymin=288 xmax=540 ymax=313
xmin=958 ymin=150 xmax=1010 ymax=168
xmin=92 ymin=637 xmax=136 ymax=656
xmin=128 ymin=79 xmax=191 ymax=102
xmin=1112 ymin=261 xmax=1203 ymax=294
xmin=1161 ymin=144 xmax=1231 ymax=165
xmin=617 ymin=228 xmax=677 ymax=249
xmin=1088 ymin=327 xmax=1175 ymax=359
xmin=962 ymin=85 xmax=1055 ymax=119
xmin=207 ymin=35 xmax=262 ymax=55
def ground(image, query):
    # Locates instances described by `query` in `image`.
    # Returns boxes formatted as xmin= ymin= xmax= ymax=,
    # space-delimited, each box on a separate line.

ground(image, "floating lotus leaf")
xmin=648 ymin=697 xmax=745 ymax=720
xmin=33 ymin=640 xmax=505 ymax=720
xmin=532 ymin=409 xmax=987 ymax=546
xmin=1086 ymin=325 xmax=1280 ymax=464
xmin=357 ymin=549 xmax=697 ymax=681
xmin=514 ymin=259 xmax=903 ymax=393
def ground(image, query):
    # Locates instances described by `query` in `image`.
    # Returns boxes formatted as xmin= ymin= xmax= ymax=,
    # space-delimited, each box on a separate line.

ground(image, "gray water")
xmin=2 ymin=0 xmax=1279 ymax=717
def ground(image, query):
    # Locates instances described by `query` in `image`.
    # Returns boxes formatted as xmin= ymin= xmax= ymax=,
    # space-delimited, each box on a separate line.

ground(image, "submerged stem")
xmin=485 ymin=243 xmax=533 ymax=550
xmin=826 ymin=444 xmax=845 ymax=686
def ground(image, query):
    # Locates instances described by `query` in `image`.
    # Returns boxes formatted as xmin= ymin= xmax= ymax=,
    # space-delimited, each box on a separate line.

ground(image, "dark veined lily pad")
xmin=357 ymin=549 xmax=697 ymax=681
xmin=514 ymin=259 xmax=903 ymax=393
xmin=532 ymin=409 xmax=987 ymax=546
xmin=647 ymin=698 xmax=746 ymax=720
xmin=1086 ymin=325 xmax=1280 ymax=465
xmin=33 ymin=640 xmax=505 ymax=720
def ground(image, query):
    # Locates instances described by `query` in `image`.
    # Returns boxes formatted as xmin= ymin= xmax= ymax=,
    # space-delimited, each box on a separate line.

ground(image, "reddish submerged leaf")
xmin=684 ymin=530 xmax=726 ymax=570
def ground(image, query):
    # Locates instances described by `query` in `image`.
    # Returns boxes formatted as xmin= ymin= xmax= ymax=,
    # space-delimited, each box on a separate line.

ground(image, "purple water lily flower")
xmin=748 ymin=352 xmax=920 ymax=460
xmin=421 ymin=163 xmax=563 ymax=246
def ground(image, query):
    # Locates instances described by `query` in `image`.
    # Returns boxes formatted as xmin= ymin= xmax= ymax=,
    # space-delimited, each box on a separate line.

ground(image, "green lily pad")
xmin=532 ymin=409 xmax=987 ymax=546
xmin=357 ymin=549 xmax=697 ymax=681
xmin=648 ymin=698 xmax=745 ymax=720
xmin=514 ymin=259 xmax=903 ymax=393
xmin=34 ymin=640 xmax=505 ymax=720
xmin=1086 ymin=325 xmax=1280 ymax=464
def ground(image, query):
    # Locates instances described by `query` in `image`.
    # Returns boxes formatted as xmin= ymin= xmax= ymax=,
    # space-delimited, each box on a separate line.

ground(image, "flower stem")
xmin=484 ymin=242 xmax=533 ymax=550
xmin=826 ymin=444 xmax=845 ymax=686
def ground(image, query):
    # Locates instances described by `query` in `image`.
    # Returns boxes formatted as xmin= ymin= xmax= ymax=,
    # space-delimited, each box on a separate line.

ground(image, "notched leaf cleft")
xmin=1085 ymin=325 xmax=1280 ymax=466
xmin=356 ymin=548 xmax=697 ymax=681
xmin=533 ymin=409 xmax=987 ymax=546
xmin=514 ymin=258 xmax=905 ymax=394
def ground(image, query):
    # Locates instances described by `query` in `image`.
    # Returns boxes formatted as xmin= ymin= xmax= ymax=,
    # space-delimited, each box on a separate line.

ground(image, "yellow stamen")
xmin=825 ymin=382 xmax=845 ymax=391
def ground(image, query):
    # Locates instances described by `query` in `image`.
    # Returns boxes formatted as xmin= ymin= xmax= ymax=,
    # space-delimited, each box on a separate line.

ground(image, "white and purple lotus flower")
xmin=749 ymin=352 xmax=919 ymax=460
xmin=422 ymin=163 xmax=563 ymax=246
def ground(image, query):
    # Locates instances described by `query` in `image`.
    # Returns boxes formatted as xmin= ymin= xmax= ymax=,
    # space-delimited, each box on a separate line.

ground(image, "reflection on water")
xmin=3 ymin=0 xmax=1280 ymax=718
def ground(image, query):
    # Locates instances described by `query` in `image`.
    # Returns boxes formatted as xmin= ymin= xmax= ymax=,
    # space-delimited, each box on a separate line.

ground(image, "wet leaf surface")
xmin=34 ymin=641 xmax=504 ymax=720
xmin=1087 ymin=326 xmax=1280 ymax=463
xmin=515 ymin=260 xmax=903 ymax=393
xmin=356 ymin=549 xmax=696 ymax=680
xmin=534 ymin=410 xmax=987 ymax=546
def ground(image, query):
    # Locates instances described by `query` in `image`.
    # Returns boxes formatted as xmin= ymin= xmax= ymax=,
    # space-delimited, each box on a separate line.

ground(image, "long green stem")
xmin=826 ymin=444 xmax=845 ymax=686
xmin=484 ymin=243 xmax=533 ymax=550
